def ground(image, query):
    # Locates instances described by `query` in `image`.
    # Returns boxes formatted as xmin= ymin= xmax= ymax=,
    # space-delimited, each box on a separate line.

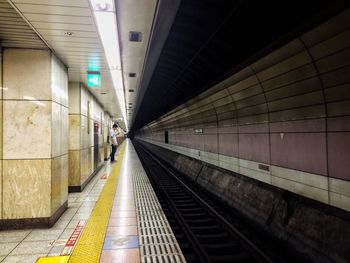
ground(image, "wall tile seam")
xmin=52 ymin=153 xmax=69 ymax=158
xmin=270 ymin=174 xmax=329 ymax=191
xmin=255 ymin=60 xmax=315 ymax=84
xmin=79 ymin=145 xmax=100 ymax=151
xmin=148 ymin=141 xmax=341 ymax=196
xmin=145 ymin=60 xmax=320 ymax=128
xmin=164 ymin=108 xmax=326 ymax=128
xmin=302 ymin=25 xmax=350 ymax=50
xmin=149 ymin=73 xmax=340 ymax=129
xmin=143 ymin=139 xmax=345 ymax=181
xmin=2 ymin=157 xmax=55 ymax=160
xmin=2 ymin=99 xmax=67 ymax=106
xmin=325 ymin=94 xmax=350 ymax=106
xmin=237 ymin=101 xmax=321 ymax=116
xmin=317 ymin=64 xmax=350 ymax=79
xmin=312 ymin=45 xmax=350 ymax=64
xmin=79 ymin=113 xmax=104 ymax=123
xmin=299 ymin=36 xmax=331 ymax=204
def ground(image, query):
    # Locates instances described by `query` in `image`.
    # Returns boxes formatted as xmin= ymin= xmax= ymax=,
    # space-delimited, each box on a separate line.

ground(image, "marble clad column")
xmin=1 ymin=48 xmax=68 ymax=228
xmin=68 ymin=82 xmax=105 ymax=192
xmin=68 ymin=82 xmax=81 ymax=190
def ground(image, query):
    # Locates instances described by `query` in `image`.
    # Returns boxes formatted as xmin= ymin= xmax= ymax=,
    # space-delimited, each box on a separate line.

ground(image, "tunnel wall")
xmin=138 ymin=140 xmax=350 ymax=263
xmin=135 ymin=9 xmax=350 ymax=212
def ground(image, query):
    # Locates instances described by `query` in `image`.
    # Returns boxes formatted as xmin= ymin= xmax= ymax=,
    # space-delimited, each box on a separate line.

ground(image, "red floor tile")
xmin=100 ymin=248 xmax=140 ymax=263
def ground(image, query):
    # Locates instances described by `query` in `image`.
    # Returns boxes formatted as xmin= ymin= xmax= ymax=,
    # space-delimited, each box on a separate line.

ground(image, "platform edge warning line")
xmin=68 ymin=142 xmax=127 ymax=263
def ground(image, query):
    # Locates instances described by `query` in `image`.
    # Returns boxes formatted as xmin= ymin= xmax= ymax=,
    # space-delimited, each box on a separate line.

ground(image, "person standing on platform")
xmin=110 ymin=123 xmax=118 ymax=163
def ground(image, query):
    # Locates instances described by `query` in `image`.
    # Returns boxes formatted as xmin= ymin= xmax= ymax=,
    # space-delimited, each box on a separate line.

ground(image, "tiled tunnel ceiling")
xmin=131 ymin=0 xmax=350 ymax=131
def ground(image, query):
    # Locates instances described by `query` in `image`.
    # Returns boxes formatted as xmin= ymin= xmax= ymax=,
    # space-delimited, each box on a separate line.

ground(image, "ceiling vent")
xmin=129 ymin=31 xmax=142 ymax=42
xmin=129 ymin=72 xmax=136 ymax=77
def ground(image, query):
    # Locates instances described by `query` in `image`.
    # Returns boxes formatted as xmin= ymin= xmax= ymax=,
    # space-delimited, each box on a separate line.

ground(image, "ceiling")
xmin=1 ymin=0 xmax=158 ymax=130
xmin=2 ymin=0 xmax=349 ymax=132
xmin=131 ymin=0 xmax=350 ymax=131
xmin=6 ymin=0 xmax=123 ymax=122
xmin=0 ymin=0 xmax=46 ymax=48
xmin=116 ymin=0 xmax=158 ymax=129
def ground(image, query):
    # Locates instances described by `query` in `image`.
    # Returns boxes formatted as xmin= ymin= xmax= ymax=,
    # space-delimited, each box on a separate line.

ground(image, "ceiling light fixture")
xmin=89 ymin=0 xmax=127 ymax=130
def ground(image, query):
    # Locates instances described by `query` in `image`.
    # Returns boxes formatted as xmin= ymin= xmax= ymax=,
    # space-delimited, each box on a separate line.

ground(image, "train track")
xmin=134 ymin=141 xmax=279 ymax=263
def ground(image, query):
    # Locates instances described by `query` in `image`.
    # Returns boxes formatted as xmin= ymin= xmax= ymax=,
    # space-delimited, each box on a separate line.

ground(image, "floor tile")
xmin=109 ymin=211 xmax=136 ymax=218
xmin=66 ymin=219 xmax=83 ymax=229
xmin=10 ymin=241 xmax=52 ymax=255
xmin=108 ymin=217 xmax=137 ymax=227
xmin=50 ymin=219 xmax=71 ymax=230
xmin=111 ymin=206 xmax=135 ymax=212
xmin=100 ymin=249 xmax=140 ymax=263
xmin=0 ymin=242 xmax=18 ymax=256
xmin=72 ymin=213 xmax=91 ymax=220
xmin=47 ymin=243 xmax=65 ymax=256
xmin=2 ymin=254 xmax=46 ymax=263
xmin=103 ymin=236 xmax=139 ymax=250
xmin=77 ymin=207 xmax=94 ymax=213
xmin=106 ymin=226 xmax=138 ymax=236
xmin=24 ymin=229 xmax=63 ymax=242
xmin=0 ymin=230 xmax=31 ymax=243
xmin=80 ymin=201 xmax=97 ymax=207
xmin=58 ymin=229 xmax=75 ymax=240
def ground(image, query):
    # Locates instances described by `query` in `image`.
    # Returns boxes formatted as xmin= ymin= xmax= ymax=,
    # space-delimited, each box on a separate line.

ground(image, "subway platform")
xmin=0 ymin=140 xmax=185 ymax=263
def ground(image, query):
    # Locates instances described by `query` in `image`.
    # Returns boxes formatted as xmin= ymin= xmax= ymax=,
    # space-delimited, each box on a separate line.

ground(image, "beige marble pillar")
xmin=0 ymin=48 xmax=68 ymax=228
xmin=68 ymin=82 xmax=105 ymax=192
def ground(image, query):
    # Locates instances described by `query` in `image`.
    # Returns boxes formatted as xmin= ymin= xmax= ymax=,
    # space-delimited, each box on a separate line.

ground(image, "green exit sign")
xmin=87 ymin=72 xmax=101 ymax=87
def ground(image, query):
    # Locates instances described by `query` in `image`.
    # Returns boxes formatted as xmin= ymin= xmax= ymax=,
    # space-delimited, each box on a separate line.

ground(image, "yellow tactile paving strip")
xmin=69 ymin=143 xmax=126 ymax=263
xmin=37 ymin=256 xmax=70 ymax=263
xmin=36 ymin=143 xmax=126 ymax=263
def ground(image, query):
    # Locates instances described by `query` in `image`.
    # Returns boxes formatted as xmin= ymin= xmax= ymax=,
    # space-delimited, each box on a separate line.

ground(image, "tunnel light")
xmin=89 ymin=0 xmax=127 ymax=130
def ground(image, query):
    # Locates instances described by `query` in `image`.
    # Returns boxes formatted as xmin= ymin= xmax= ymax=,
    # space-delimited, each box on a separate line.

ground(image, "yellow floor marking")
xmin=68 ymin=143 xmax=127 ymax=263
xmin=36 ymin=256 xmax=69 ymax=263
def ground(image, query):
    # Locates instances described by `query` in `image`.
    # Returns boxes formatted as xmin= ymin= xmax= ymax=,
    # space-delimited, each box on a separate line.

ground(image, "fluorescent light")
xmin=93 ymin=12 xmax=121 ymax=70
xmin=89 ymin=0 xmax=127 ymax=130
xmin=111 ymin=69 xmax=128 ymax=130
